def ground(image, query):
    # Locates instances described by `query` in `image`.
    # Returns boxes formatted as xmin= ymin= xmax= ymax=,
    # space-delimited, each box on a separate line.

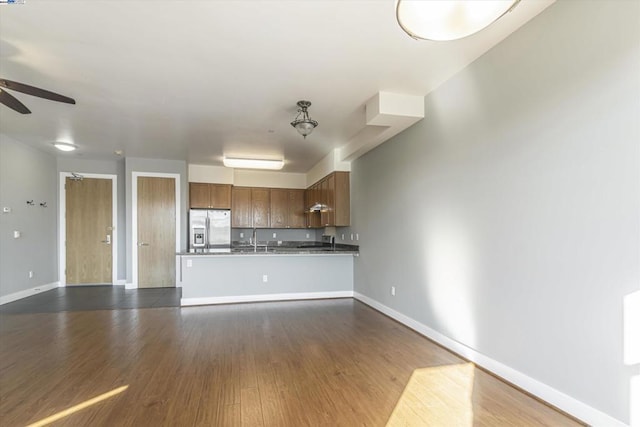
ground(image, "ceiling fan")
xmin=0 ymin=78 xmax=75 ymax=114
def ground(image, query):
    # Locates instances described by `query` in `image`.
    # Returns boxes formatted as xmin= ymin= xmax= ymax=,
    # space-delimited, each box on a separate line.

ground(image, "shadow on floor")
xmin=0 ymin=286 xmax=181 ymax=314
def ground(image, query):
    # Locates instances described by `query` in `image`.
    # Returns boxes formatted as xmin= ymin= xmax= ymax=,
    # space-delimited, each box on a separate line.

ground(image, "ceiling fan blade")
xmin=0 ymin=79 xmax=75 ymax=105
xmin=0 ymin=89 xmax=31 ymax=114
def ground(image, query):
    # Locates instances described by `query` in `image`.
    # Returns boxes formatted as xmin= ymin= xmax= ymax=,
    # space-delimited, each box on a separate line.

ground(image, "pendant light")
xmin=396 ymin=0 xmax=521 ymax=41
xmin=290 ymin=100 xmax=318 ymax=138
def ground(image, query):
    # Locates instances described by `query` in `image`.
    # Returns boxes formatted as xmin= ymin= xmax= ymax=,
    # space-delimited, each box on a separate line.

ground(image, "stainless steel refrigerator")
xmin=189 ymin=209 xmax=231 ymax=251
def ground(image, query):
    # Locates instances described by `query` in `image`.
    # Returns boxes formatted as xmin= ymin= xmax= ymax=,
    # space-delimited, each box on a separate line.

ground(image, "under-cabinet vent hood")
xmin=308 ymin=203 xmax=329 ymax=213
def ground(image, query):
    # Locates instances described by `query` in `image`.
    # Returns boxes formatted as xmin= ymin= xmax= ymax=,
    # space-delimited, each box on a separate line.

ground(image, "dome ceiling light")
xmin=290 ymin=100 xmax=318 ymax=139
xmin=396 ymin=0 xmax=521 ymax=41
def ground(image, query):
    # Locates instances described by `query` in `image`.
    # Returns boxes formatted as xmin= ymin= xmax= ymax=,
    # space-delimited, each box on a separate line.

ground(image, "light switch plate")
xmin=2 ymin=207 xmax=11 ymax=213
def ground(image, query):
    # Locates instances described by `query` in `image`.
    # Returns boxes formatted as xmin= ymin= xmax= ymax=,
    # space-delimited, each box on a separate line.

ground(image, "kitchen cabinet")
xmin=231 ymin=187 xmax=252 ymax=227
xmin=305 ymin=172 xmax=350 ymax=228
xmin=288 ymin=189 xmax=306 ymax=228
xmin=271 ymin=189 xmax=306 ymax=228
xmin=189 ymin=183 xmax=231 ymax=209
xmin=252 ymin=188 xmax=270 ymax=228
xmin=232 ymin=187 xmax=270 ymax=228
xmin=305 ymin=183 xmax=321 ymax=228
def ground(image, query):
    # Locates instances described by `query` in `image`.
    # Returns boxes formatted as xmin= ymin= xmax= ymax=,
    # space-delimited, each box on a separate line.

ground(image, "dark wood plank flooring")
xmin=0 ymin=294 xmax=583 ymax=426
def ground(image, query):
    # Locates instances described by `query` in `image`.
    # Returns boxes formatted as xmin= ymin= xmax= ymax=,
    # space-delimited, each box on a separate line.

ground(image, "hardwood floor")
xmin=0 ymin=297 xmax=584 ymax=426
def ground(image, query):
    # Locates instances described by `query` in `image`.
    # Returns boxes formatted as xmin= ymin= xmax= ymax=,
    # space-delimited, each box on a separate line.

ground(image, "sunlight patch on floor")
xmin=387 ymin=363 xmax=475 ymax=427
xmin=26 ymin=385 xmax=129 ymax=427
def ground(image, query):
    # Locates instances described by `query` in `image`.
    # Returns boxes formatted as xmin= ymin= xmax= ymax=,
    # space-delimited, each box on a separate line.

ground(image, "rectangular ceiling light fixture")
xmin=223 ymin=157 xmax=284 ymax=170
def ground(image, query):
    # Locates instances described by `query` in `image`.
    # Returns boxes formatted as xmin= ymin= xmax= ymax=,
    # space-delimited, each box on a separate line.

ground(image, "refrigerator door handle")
xmin=205 ymin=215 xmax=210 ymax=249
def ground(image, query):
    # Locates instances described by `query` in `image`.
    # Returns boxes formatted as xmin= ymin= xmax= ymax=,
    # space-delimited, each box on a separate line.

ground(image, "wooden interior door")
xmin=137 ymin=176 xmax=176 ymax=288
xmin=66 ymin=177 xmax=112 ymax=285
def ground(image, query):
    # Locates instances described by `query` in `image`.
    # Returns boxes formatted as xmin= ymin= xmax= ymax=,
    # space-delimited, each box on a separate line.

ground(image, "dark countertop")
xmin=177 ymin=242 xmax=359 ymax=256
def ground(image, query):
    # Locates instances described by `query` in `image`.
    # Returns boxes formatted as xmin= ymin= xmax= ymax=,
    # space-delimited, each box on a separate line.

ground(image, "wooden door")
xmin=138 ymin=176 xmax=175 ymax=288
xmin=189 ymin=183 xmax=210 ymax=208
xmin=232 ymin=187 xmax=252 ymax=227
xmin=252 ymin=188 xmax=270 ymax=228
xmin=66 ymin=177 xmax=112 ymax=285
xmin=270 ymin=189 xmax=288 ymax=228
xmin=288 ymin=189 xmax=306 ymax=228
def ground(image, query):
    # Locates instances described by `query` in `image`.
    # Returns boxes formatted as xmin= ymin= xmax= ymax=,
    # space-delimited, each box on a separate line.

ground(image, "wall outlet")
xmin=2 ymin=207 xmax=11 ymax=213
xmin=272 ymin=232 xmax=277 ymax=238
xmin=341 ymin=233 xmax=345 ymax=240
xmin=350 ymin=233 xmax=354 ymax=241
xmin=13 ymin=230 xmax=21 ymax=239
xmin=356 ymin=233 xmax=359 ymax=241
xmin=262 ymin=274 xmax=268 ymax=283
xmin=29 ymin=271 xmax=34 ymax=279
xmin=240 ymin=232 xmax=244 ymax=238
xmin=186 ymin=259 xmax=193 ymax=268
xmin=391 ymin=286 xmax=396 ymax=296
xmin=306 ymin=233 xmax=310 ymax=239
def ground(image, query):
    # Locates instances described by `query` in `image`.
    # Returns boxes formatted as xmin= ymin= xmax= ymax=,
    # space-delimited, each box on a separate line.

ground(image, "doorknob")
xmin=139 ymin=242 xmax=150 ymax=246
xmin=101 ymin=235 xmax=111 ymax=244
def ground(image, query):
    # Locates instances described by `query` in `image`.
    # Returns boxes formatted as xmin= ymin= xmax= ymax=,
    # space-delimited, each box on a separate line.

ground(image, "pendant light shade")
xmin=396 ymin=0 xmax=520 ymax=41
xmin=290 ymin=100 xmax=318 ymax=138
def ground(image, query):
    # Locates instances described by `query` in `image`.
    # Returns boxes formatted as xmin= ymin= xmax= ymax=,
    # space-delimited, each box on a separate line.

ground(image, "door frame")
xmin=131 ymin=172 xmax=181 ymax=289
xmin=59 ymin=172 xmax=118 ymax=287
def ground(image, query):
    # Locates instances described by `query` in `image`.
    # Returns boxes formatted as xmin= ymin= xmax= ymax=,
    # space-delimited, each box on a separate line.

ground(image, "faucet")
xmin=251 ymin=228 xmax=257 ymax=252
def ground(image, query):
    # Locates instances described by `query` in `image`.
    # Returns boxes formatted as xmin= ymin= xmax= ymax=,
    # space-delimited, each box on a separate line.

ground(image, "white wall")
xmin=351 ymin=1 xmax=639 ymax=425
xmin=0 ymin=135 xmax=58 ymax=297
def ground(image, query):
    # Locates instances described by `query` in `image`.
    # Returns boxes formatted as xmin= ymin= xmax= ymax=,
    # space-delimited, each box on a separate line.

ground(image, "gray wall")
xmin=181 ymin=254 xmax=353 ymax=300
xmin=125 ymin=157 xmax=188 ymax=283
xmin=231 ymin=228 xmax=322 ymax=244
xmin=57 ymin=157 xmax=126 ymax=281
xmin=0 ymin=135 xmax=58 ymax=296
xmin=351 ymin=1 xmax=638 ymax=424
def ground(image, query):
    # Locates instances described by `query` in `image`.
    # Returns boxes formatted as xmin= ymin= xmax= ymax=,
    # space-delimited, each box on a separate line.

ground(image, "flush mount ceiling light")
xmin=290 ymin=100 xmax=318 ymax=139
xmin=396 ymin=0 xmax=520 ymax=41
xmin=223 ymin=157 xmax=284 ymax=170
xmin=53 ymin=142 xmax=77 ymax=152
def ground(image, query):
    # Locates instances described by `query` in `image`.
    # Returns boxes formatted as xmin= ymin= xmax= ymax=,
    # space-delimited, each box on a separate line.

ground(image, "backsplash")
xmin=232 ymin=228 xmax=324 ymax=244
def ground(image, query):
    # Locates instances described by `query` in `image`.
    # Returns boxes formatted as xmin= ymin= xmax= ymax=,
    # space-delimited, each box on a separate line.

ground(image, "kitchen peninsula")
xmin=177 ymin=243 xmax=358 ymax=306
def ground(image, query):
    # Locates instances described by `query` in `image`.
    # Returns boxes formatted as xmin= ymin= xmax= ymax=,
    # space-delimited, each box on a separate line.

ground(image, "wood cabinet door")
xmin=334 ymin=172 xmax=350 ymax=226
xmin=189 ymin=183 xmax=210 ymax=209
xmin=288 ymin=189 xmax=306 ymax=228
xmin=252 ymin=188 xmax=270 ymax=228
xmin=232 ymin=187 xmax=252 ymax=227
xmin=321 ymin=175 xmax=335 ymax=227
xmin=270 ymin=189 xmax=288 ymax=228
xmin=209 ymin=184 xmax=232 ymax=209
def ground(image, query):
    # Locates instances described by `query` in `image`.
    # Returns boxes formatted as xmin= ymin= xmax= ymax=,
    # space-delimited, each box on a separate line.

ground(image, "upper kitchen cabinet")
xmin=232 ymin=187 xmax=270 ymax=228
xmin=305 ymin=172 xmax=350 ymax=228
xmin=271 ymin=189 xmax=306 ymax=229
xmin=252 ymin=188 xmax=270 ymax=228
xmin=189 ymin=183 xmax=232 ymax=209
xmin=231 ymin=187 xmax=252 ymax=227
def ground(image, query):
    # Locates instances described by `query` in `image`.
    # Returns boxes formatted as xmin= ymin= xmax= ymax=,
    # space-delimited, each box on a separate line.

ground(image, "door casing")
xmin=59 ymin=172 xmax=118 ymax=287
xmin=131 ymin=172 xmax=181 ymax=289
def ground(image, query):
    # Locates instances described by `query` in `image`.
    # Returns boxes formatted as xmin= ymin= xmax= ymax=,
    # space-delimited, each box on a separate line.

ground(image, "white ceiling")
xmin=0 ymin=0 xmax=553 ymax=173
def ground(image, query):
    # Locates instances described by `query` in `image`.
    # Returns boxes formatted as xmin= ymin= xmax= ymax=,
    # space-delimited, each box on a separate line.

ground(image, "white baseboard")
xmin=181 ymin=291 xmax=354 ymax=307
xmin=114 ymin=280 xmax=126 ymax=286
xmin=124 ymin=283 xmax=136 ymax=289
xmin=0 ymin=281 xmax=60 ymax=305
xmin=353 ymin=292 xmax=626 ymax=427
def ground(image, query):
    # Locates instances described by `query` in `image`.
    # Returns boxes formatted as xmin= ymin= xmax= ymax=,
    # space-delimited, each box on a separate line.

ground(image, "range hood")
xmin=308 ymin=203 xmax=329 ymax=213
